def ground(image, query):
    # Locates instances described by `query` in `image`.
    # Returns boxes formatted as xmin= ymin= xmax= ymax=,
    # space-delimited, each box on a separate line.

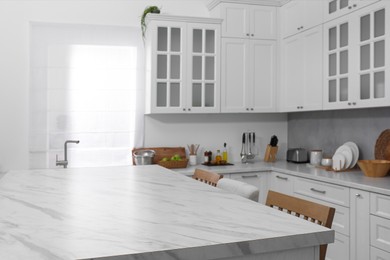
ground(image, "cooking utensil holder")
xmin=264 ymin=145 xmax=278 ymax=162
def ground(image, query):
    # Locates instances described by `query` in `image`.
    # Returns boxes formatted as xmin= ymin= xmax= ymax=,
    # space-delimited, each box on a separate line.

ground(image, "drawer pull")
xmin=276 ymin=175 xmax=288 ymax=181
xmin=241 ymin=175 xmax=258 ymax=179
xmin=310 ymin=188 xmax=326 ymax=194
xmin=356 ymin=193 xmax=361 ymax=198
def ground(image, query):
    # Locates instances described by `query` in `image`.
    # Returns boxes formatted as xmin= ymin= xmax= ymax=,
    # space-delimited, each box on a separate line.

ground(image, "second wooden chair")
xmin=265 ymin=190 xmax=335 ymax=260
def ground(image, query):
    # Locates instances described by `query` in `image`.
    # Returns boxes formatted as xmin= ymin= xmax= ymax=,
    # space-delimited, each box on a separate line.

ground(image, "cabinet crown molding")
xmin=146 ymin=14 xmax=223 ymax=24
xmin=207 ymin=0 xmax=288 ymax=10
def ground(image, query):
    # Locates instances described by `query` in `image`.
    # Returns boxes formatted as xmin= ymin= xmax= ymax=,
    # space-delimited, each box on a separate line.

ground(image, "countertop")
xmin=0 ymin=165 xmax=333 ymax=260
xmin=175 ymin=161 xmax=390 ymax=196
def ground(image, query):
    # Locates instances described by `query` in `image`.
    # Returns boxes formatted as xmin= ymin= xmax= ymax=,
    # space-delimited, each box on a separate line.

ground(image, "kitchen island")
xmin=0 ymin=165 xmax=333 ymax=260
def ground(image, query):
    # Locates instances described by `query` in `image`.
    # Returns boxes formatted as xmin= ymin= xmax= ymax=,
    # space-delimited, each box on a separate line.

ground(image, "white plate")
xmin=344 ymin=142 xmax=359 ymax=168
xmin=335 ymin=145 xmax=353 ymax=169
xmin=332 ymin=153 xmax=346 ymax=170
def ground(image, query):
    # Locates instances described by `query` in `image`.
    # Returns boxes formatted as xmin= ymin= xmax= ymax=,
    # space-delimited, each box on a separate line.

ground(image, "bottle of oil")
xmin=215 ymin=150 xmax=222 ymax=164
xmin=222 ymin=142 xmax=228 ymax=162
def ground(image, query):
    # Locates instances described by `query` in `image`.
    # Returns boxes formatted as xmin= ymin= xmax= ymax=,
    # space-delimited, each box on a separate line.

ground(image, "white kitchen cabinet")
xmin=324 ymin=0 xmax=380 ymax=22
xmin=280 ymin=25 xmax=323 ymax=112
xmin=210 ymin=3 xmax=277 ymax=40
xmin=268 ymin=172 xmax=294 ymax=195
xmin=326 ymin=232 xmax=350 ymax=260
xmin=145 ymin=15 xmax=221 ymax=114
xmin=221 ymin=38 xmax=276 ymax=113
xmin=370 ymin=192 xmax=390 ymax=255
xmin=230 ymin=172 xmax=268 ymax=204
xmin=371 ymin=246 xmax=390 ymax=260
xmin=349 ymin=189 xmax=370 ymax=260
xmin=323 ymin=1 xmax=390 ymax=110
xmin=281 ymin=0 xmax=324 ymax=39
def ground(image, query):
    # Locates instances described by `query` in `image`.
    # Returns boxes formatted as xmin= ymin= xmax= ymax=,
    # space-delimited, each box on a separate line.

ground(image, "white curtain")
xmin=29 ymin=23 xmax=145 ymax=168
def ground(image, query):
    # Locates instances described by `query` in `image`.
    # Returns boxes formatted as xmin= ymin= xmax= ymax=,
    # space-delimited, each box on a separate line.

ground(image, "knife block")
xmin=264 ymin=145 xmax=278 ymax=162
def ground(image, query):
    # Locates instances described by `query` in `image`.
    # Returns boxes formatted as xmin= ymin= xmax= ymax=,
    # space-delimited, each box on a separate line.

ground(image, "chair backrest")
xmin=265 ymin=190 xmax=335 ymax=260
xmin=217 ymin=178 xmax=259 ymax=202
xmin=192 ymin=168 xmax=223 ymax=187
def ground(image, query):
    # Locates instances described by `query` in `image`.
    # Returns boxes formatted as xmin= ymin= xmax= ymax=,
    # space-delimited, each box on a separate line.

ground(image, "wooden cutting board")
xmin=132 ymin=147 xmax=186 ymax=165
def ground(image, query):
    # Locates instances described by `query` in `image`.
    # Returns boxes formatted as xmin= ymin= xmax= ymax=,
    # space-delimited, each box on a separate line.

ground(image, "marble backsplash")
xmin=288 ymin=107 xmax=390 ymax=160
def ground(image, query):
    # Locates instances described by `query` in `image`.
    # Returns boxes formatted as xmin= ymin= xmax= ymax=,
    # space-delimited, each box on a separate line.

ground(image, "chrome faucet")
xmin=56 ymin=140 xmax=80 ymax=168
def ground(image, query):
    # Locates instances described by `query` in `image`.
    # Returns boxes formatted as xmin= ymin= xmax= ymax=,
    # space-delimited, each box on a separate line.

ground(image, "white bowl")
xmin=321 ymin=158 xmax=333 ymax=167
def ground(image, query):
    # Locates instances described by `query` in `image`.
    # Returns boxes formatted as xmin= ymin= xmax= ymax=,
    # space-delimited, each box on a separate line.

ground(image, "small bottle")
xmin=222 ymin=142 xmax=228 ymax=162
xmin=208 ymin=151 xmax=213 ymax=163
xmin=204 ymin=151 xmax=209 ymax=164
xmin=215 ymin=150 xmax=222 ymax=164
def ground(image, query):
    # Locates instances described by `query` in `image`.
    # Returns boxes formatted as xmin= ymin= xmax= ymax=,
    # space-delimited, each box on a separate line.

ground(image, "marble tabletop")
xmin=0 ymin=165 xmax=333 ymax=260
xmin=177 ymin=161 xmax=390 ymax=196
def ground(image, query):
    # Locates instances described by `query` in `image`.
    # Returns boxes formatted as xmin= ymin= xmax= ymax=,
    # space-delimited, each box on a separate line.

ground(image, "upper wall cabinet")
xmin=145 ymin=15 xmax=222 ymax=114
xmin=221 ymin=38 xmax=276 ymax=113
xmin=210 ymin=3 xmax=277 ymax=39
xmin=281 ymin=0 xmax=325 ymax=39
xmin=280 ymin=25 xmax=323 ymax=112
xmin=323 ymin=1 xmax=390 ymax=110
xmin=324 ymin=0 xmax=381 ymax=22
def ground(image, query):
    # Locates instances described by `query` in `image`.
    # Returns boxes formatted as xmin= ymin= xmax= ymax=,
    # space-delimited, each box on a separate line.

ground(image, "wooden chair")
xmin=192 ymin=168 xmax=223 ymax=187
xmin=265 ymin=190 xmax=335 ymax=260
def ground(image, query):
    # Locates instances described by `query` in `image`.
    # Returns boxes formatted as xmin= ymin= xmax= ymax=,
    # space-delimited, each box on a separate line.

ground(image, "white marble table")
xmin=0 ymin=165 xmax=333 ymax=260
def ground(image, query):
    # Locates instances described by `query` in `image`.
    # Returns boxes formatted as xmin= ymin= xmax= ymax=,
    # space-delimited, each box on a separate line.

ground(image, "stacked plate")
xmin=332 ymin=142 xmax=359 ymax=171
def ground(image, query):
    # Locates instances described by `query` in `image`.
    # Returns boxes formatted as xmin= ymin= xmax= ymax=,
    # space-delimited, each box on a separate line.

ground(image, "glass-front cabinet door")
xmin=324 ymin=15 xmax=353 ymax=109
xmin=325 ymin=0 xmax=380 ymax=22
xmin=324 ymin=1 xmax=389 ymax=110
xmin=187 ymin=23 xmax=220 ymax=113
xmin=153 ymin=22 xmax=186 ymax=113
xmin=355 ymin=4 xmax=389 ymax=107
xmin=145 ymin=16 xmax=221 ymax=114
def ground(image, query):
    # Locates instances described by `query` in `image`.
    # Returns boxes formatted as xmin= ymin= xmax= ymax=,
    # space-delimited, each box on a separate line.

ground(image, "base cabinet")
xmin=326 ymin=232 xmax=350 ymax=260
xmin=230 ymin=172 xmax=268 ymax=204
xmin=268 ymin=172 xmax=294 ymax=195
xmin=349 ymin=189 xmax=370 ymax=260
xmin=371 ymin=246 xmax=390 ymax=260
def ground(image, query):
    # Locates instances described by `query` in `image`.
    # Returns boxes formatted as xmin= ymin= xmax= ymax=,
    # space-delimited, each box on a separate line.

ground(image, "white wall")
xmin=145 ymin=114 xmax=288 ymax=163
xmin=0 ymin=0 xmax=288 ymax=171
xmin=0 ymin=0 xmax=209 ymax=171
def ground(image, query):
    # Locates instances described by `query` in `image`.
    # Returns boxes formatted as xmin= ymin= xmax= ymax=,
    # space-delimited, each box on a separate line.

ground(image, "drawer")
xmin=269 ymin=172 xmax=295 ymax=195
xmin=370 ymin=215 xmax=390 ymax=253
xmin=326 ymin=232 xmax=349 ymax=260
xmin=295 ymin=193 xmax=350 ymax=236
xmin=294 ymin=178 xmax=349 ymax=207
xmin=230 ymin=172 xmax=267 ymax=204
xmin=370 ymin=246 xmax=390 ymax=259
xmin=371 ymin=193 xmax=390 ymax=220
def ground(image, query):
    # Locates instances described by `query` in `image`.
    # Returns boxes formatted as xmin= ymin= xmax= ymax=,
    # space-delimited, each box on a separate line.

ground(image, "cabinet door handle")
xmin=348 ymin=6 xmax=352 ymax=9
xmin=250 ymin=108 xmax=254 ymax=111
xmin=310 ymin=188 xmax=326 ymax=194
xmin=352 ymin=102 xmax=356 ymax=105
xmin=246 ymin=108 xmax=249 ymax=111
xmin=353 ymin=4 xmax=357 ymax=7
xmin=251 ymin=34 xmax=254 ymax=37
xmin=355 ymin=193 xmax=361 ymax=198
xmin=246 ymin=33 xmax=250 ymax=36
xmin=241 ymin=175 xmax=258 ymax=179
xmin=276 ymin=175 xmax=288 ymax=181
xmin=188 ymin=108 xmax=191 ymax=111
xmin=348 ymin=102 xmax=352 ymax=105
xmin=183 ymin=108 xmax=186 ymax=111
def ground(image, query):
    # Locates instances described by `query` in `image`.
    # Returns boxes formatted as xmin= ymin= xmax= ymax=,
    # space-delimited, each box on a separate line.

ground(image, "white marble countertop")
xmin=176 ymin=161 xmax=390 ymax=196
xmin=0 ymin=165 xmax=333 ymax=260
